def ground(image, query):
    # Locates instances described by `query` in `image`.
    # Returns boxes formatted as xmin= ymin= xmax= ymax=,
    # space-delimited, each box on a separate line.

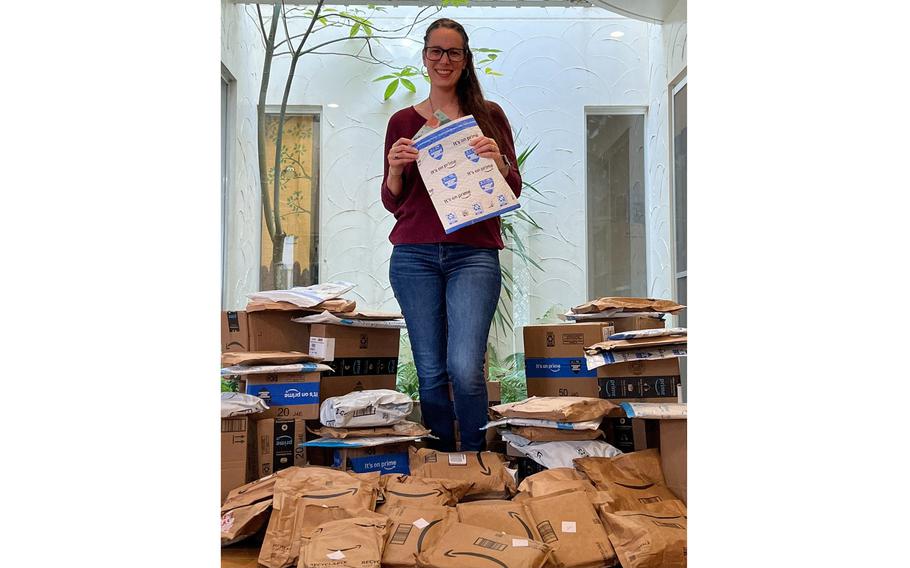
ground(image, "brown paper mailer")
xmin=571 ymin=297 xmax=685 ymax=315
xmin=221 ymin=498 xmax=272 ymax=546
xmin=273 ymin=468 xmax=381 ymax=510
xmin=523 ymin=491 xmax=618 ymax=568
xmin=517 ymin=467 xmax=588 ymax=493
xmin=247 ymin=298 xmax=357 ymax=313
xmin=298 ymin=516 xmax=390 ymax=568
xmin=309 ymin=421 xmax=431 ymax=439
xmin=456 ymin=500 xmax=536 ymax=540
xmin=574 ymin=450 xmax=679 ymax=514
xmin=490 ymin=397 xmax=616 ymax=422
xmin=222 ymin=350 xmax=322 ymax=366
xmin=601 ymin=505 xmax=687 ymax=568
xmin=222 ymin=471 xmax=281 ymax=512
xmin=512 ymin=491 xmax=532 ymax=503
xmin=260 ymin=485 xmax=382 ymax=568
xmin=381 ymin=505 xmax=456 ymax=568
xmin=408 ymin=447 xmax=516 ymax=500
xmin=526 ymin=479 xmax=598 ymax=499
xmin=415 ymin=519 xmax=551 ymax=568
xmin=510 ymin=426 xmax=605 ymax=442
xmin=378 ymin=475 xmax=474 ymax=510
xmin=585 ymin=335 xmax=687 ymax=355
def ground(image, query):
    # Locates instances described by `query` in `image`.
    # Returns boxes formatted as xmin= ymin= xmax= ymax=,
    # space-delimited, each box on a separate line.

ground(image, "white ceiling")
xmin=238 ymin=1 xmax=682 ymax=23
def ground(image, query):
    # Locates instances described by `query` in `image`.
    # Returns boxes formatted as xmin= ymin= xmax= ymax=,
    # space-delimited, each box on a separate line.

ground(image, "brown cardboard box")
xmin=222 ymin=311 xmax=250 ymax=352
xmin=526 ymin=377 xmax=599 ymax=398
xmin=524 ymin=321 xmax=663 ymax=399
xmin=308 ymin=324 xmax=400 ymax=361
xmin=244 ymin=372 xmax=321 ymax=420
xmin=319 ymin=375 xmax=397 ymax=401
xmin=221 ymin=416 xmax=249 ymax=503
xmin=253 ymin=418 xmax=307 ymax=478
xmin=632 ymin=418 xmax=687 ymax=503
xmin=596 ymin=357 xmax=680 ymax=378
xmin=248 ymin=310 xmax=311 ymax=352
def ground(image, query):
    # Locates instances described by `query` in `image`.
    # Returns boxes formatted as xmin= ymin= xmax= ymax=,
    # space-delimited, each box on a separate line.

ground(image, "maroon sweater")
xmin=381 ymin=103 xmax=522 ymax=249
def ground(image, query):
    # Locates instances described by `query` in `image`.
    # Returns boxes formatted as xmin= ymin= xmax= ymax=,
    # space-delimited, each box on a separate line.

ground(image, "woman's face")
xmin=423 ymin=27 xmax=467 ymax=89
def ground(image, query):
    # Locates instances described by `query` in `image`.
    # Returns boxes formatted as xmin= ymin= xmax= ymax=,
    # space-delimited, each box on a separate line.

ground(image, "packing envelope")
xmin=413 ymin=115 xmax=520 ymax=234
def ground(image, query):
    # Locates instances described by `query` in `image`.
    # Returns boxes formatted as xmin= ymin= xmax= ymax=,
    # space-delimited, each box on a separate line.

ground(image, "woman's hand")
xmin=388 ymin=138 xmax=419 ymax=176
xmin=469 ymin=135 xmax=508 ymax=175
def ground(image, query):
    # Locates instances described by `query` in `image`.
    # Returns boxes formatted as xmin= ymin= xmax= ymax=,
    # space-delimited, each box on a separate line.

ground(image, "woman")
xmin=380 ymin=18 xmax=522 ymax=452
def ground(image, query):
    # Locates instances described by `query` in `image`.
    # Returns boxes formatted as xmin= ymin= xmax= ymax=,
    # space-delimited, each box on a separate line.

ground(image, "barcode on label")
xmin=473 ymin=537 xmax=508 ymax=552
xmin=352 ymin=405 xmax=376 ymax=418
xmin=536 ymin=521 xmax=558 ymax=544
xmin=561 ymin=521 xmax=577 ymax=533
xmin=425 ymin=453 xmax=438 ymax=463
xmin=390 ymin=524 xmax=413 ymax=545
xmin=222 ymin=418 xmax=246 ymax=433
xmin=448 ymin=453 xmax=467 ymax=466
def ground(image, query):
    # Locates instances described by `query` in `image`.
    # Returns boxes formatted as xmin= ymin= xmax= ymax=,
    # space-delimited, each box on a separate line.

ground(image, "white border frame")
xmin=668 ymin=69 xmax=687 ymax=306
xmin=221 ymin=63 xmax=237 ymax=309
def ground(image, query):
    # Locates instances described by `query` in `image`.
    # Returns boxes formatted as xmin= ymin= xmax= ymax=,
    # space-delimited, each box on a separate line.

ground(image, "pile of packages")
xmin=221 ymin=441 xmax=685 ymax=568
xmin=485 ymin=396 xmax=624 ymax=469
xmin=248 ymin=281 xmax=406 ymax=329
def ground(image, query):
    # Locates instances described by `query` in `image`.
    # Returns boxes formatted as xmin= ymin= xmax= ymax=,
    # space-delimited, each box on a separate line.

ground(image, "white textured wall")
xmin=221 ymin=0 xmax=265 ymax=310
xmin=644 ymin=0 xmax=686 ymax=301
xmin=221 ymin=3 xmax=686 ymax=352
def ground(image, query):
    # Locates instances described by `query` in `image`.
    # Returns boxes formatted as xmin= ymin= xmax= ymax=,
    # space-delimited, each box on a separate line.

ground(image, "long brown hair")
xmin=424 ymin=18 xmax=507 ymax=145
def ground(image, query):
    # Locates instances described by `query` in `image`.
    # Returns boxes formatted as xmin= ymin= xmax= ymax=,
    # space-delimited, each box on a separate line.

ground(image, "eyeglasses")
xmin=423 ymin=46 xmax=467 ymax=62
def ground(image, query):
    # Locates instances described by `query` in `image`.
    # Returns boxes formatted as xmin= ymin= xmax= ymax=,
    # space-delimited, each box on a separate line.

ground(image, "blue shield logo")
xmin=479 ymin=177 xmax=495 ymax=194
xmin=472 ymin=202 xmax=483 ymax=215
xmin=497 ymin=195 xmax=507 ymax=206
xmin=464 ymin=148 xmax=480 ymax=163
xmin=446 ymin=212 xmax=457 ymax=224
xmin=429 ymin=144 xmax=444 ymax=160
xmin=442 ymin=173 xmax=457 ymax=190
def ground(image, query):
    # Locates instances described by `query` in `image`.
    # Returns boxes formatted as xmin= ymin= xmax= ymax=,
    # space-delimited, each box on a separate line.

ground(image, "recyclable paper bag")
xmin=381 ymin=505 xmax=456 ymax=568
xmin=517 ymin=467 xmax=589 ymax=493
xmin=523 ymin=491 xmax=618 ymax=568
xmin=408 ymin=448 xmax=516 ymax=500
xmin=222 ymin=471 xmax=281 ymax=512
xmin=525 ymin=479 xmax=598 ymax=499
xmin=602 ymin=504 xmax=687 ymax=568
xmin=456 ymin=500 xmax=536 ymax=540
xmin=491 ymin=397 xmax=616 ymax=422
xmin=299 ymin=516 xmax=390 ymax=568
xmin=320 ymin=389 xmax=413 ymax=428
xmin=571 ymin=297 xmax=685 ymax=315
xmin=378 ymin=475 xmax=473 ymax=511
xmin=509 ymin=426 xmax=604 ymax=442
xmin=574 ymin=450 xmax=678 ymax=513
xmin=222 ymin=351 xmax=322 ymax=366
xmin=413 ymin=115 xmax=520 ymax=235
xmin=260 ymin=469 xmax=382 ymax=568
xmin=310 ymin=421 xmax=430 ymax=439
xmin=415 ymin=519 xmax=550 ymax=568
xmin=221 ymin=499 xmax=272 ymax=546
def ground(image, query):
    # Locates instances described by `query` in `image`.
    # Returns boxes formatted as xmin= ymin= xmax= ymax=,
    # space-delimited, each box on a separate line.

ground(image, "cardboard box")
xmin=599 ymin=376 xmax=680 ymax=399
xmin=523 ymin=321 xmax=665 ymax=398
xmin=308 ymin=324 xmax=400 ymax=361
xmin=596 ymin=357 xmax=679 ymax=378
xmin=632 ymin=418 xmax=687 ymax=503
xmin=252 ymin=418 xmax=307 ymax=478
xmin=221 ymin=416 xmax=249 ymax=503
xmin=221 ymin=311 xmax=250 ymax=352
xmin=244 ymin=372 xmax=321 ymax=419
xmin=319 ymin=375 xmax=397 ymax=401
xmin=221 ymin=309 xmax=312 ymax=352
xmin=332 ymin=445 xmax=411 ymax=475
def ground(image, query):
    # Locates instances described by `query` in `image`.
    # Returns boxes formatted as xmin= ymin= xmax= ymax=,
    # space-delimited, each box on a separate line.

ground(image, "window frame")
xmin=668 ymin=70 xmax=687 ymax=317
xmin=583 ymin=105 xmax=649 ymax=302
xmin=260 ymin=104 xmax=322 ymax=289
xmin=221 ymin=64 xmax=236 ymax=309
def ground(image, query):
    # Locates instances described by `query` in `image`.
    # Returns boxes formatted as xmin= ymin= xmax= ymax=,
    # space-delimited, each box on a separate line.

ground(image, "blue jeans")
xmin=390 ymin=243 xmax=501 ymax=451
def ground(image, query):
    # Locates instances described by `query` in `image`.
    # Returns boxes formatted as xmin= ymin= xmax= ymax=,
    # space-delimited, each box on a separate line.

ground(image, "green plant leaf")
xmin=384 ymin=79 xmax=400 ymax=100
xmin=484 ymin=68 xmax=504 ymax=76
xmin=400 ymin=78 xmax=416 ymax=93
xmin=349 ymin=22 xmax=361 ymax=37
xmin=373 ymin=74 xmax=397 ymax=82
xmin=474 ymin=48 xmax=503 ymax=53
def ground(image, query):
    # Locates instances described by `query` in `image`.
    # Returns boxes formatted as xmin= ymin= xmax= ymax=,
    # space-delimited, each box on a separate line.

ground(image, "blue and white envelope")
xmin=413 ymin=115 xmax=520 ymax=234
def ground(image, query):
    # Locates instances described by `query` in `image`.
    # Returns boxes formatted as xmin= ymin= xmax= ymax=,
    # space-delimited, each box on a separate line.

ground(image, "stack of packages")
xmin=483 ymin=396 xmax=623 ymax=477
xmin=304 ymin=389 xmax=429 ymax=475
